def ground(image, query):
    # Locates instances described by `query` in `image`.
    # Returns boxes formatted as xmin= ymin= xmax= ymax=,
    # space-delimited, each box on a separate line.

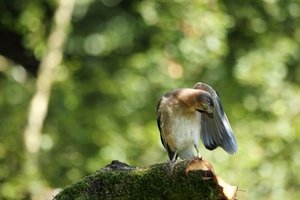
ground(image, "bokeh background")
xmin=1 ymin=0 xmax=300 ymax=199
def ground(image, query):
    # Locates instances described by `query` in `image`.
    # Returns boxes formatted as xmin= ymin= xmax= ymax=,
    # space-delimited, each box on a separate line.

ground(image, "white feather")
xmin=168 ymin=111 xmax=201 ymax=158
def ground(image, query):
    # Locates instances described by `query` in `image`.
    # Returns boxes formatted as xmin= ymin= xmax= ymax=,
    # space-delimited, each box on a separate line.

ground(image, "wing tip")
xmin=223 ymin=141 xmax=238 ymax=154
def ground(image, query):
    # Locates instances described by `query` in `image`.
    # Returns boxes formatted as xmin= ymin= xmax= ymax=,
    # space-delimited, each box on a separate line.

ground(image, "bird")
xmin=156 ymin=82 xmax=237 ymax=161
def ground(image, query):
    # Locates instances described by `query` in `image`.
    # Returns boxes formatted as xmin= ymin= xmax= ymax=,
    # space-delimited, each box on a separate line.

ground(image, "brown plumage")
xmin=157 ymin=82 xmax=237 ymax=160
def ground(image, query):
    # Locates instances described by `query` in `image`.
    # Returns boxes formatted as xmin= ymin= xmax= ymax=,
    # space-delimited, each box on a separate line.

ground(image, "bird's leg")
xmin=171 ymin=151 xmax=178 ymax=161
xmin=170 ymin=151 xmax=180 ymax=172
xmin=194 ymin=144 xmax=202 ymax=159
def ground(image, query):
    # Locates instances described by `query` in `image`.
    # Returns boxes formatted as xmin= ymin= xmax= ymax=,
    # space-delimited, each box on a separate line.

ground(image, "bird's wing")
xmin=194 ymin=82 xmax=237 ymax=154
xmin=156 ymin=97 xmax=177 ymax=160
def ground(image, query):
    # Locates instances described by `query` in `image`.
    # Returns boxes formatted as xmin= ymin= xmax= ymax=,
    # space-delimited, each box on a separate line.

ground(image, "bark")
xmin=53 ymin=157 xmax=237 ymax=200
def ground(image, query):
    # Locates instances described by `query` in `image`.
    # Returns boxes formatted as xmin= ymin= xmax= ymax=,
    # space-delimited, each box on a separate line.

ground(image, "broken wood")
xmin=53 ymin=157 xmax=237 ymax=200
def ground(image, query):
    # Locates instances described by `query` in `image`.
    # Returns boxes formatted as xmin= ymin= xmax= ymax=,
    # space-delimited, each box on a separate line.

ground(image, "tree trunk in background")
xmin=54 ymin=158 xmax=237 ymax=200
xmin=22 ymin=0 xmax=75 ymax=199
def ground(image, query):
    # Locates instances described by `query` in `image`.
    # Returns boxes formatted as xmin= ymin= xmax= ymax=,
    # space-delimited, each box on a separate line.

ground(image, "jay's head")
xmin=194 ymin=91 xmax=214 ymax=113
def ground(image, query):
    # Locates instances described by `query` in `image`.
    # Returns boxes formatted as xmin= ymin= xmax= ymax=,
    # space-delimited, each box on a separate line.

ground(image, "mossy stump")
xmin=53 ymin=157 xmax=237 ymax=200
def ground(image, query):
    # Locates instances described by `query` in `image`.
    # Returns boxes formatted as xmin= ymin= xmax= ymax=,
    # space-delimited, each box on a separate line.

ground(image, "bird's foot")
xmin=194 ymin=147 xmax=202 ymax=159
xmin=196 ymin=152 xmax=203 ymax=159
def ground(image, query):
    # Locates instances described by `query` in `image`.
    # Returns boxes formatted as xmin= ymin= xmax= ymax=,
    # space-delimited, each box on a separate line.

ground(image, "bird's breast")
xmin=166 ymin=112 xmax=201 ymax=151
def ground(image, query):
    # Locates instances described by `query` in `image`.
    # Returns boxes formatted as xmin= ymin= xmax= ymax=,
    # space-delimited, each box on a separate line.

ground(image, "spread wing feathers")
xmin=156 ymin=97 xmax=177 ymax=160
xmin=194 ymin=82 xmax=237 ymax=154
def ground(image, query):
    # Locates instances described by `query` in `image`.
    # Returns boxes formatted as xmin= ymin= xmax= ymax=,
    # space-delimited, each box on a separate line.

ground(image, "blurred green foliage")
xmin=1 ymin=0 xmax=300 ymax=199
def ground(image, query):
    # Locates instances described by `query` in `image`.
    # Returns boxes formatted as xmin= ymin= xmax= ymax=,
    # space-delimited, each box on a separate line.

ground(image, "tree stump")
xmin=53 ymin=157 xmax=237 ymax=200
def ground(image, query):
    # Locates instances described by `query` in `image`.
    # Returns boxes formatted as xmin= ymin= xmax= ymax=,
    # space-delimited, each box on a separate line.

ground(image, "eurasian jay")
xmin=157 ymin=82 xmax=237 ymax=161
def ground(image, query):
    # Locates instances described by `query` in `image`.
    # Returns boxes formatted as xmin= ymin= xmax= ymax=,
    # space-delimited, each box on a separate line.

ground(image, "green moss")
xmin=54 ymin=160 xmax=228 ymax=200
